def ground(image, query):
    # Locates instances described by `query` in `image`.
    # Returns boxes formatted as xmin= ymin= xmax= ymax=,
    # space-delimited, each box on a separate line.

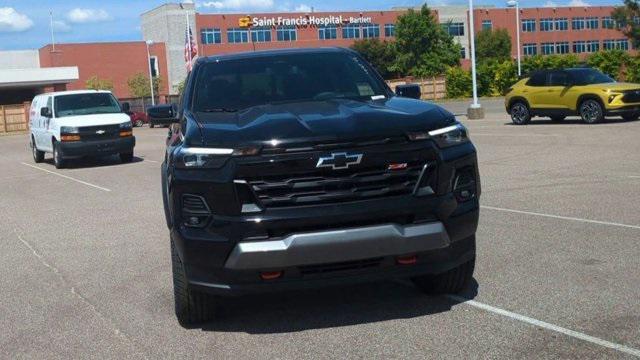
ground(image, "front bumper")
xmin=606 ymin=104 xmax=640 ymax=116
xmin=58 ymin=136 xmax=135 ymax=158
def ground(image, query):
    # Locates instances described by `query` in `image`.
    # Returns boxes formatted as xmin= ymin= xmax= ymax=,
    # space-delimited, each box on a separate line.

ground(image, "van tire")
xmin=31 ymin=138 xmax=44 ymax=163
xmin=412 ymin=257 xmax=475 ymax=295
xmin=172 ymin=239 xmax=217 ymax=327
xmin=120 ymin=152 xmax=134 ymax=163
xmin=53 ymin=141 xmax=65 ymax=169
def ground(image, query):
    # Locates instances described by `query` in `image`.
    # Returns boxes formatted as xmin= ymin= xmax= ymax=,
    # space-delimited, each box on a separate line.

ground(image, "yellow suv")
xmin=505 ymin=68 xmax=640 ymax=124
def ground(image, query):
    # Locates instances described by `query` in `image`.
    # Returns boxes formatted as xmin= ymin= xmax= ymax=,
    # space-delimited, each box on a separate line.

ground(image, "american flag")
xmin=184 ymin=24 xmax=198 ymax=72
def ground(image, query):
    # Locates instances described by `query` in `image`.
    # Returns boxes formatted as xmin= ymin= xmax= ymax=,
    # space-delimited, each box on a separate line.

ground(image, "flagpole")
xmin=50 ymin=11 xmax=56 ymax=52
xmin=186 ymin=13 xmax=192 ymax=68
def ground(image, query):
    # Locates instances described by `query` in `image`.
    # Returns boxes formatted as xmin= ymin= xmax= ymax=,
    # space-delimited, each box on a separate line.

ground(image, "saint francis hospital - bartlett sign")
xmin=241 ymin=15 xmax=374 ymax=27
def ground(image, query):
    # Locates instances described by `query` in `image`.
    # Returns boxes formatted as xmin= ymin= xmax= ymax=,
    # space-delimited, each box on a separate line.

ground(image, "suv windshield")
xmin=567 ymin=69 xmax=615 ymax=86
xmin=54 ymin=93 xmax=121 ymax=118
xmin=193 ymin=52 xmax=388 ymax=112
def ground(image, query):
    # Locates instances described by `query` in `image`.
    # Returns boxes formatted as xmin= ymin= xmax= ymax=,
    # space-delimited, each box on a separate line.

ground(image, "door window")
xmin=526 ymin=72 xmax=546 ymax=86
xmin=547 ymin=71 xmax=569 ymax=86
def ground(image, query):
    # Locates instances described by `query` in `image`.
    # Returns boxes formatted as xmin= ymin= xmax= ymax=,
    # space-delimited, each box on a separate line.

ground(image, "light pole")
xmin=467 ymin=0 xmax=484 ymax=119
xmin=145 ymin=40 xmax=156 ymax=106
xmin=507 ymin=0 xmax=521 ymax=77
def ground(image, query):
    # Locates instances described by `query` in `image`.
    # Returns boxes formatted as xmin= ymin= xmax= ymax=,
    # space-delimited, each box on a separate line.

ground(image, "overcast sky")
xmin=0 ymin=0 xmax=624 ymax=50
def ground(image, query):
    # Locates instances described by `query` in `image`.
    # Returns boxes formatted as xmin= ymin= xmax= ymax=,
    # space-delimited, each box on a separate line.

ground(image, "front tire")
xmin=412 ymin=257 xmax=475 ymax=295
xmin=172 ymin=240 xmax=217 ymax=327
xmin=510 ymin=101 xmax=531 ymax=125
xmin=52 ymin=141 xmax=65 ymax=169
xmin=120 ymin=152 xmax=134 ymax=163
xmin=579 ymin=99 xmax=604 ymax=124
xmin=31 ymin=138 xmax=44 ymax=163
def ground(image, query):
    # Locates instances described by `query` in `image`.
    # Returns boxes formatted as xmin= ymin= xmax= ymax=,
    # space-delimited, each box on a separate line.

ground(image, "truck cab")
xmin=29 ymin=90 xmax=135 ymax=168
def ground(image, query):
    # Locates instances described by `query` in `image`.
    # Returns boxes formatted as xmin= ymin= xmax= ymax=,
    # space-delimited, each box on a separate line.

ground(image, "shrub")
xmin=445 ymin=67 xmax=472 ymax=98
xmin=587 ymin=50 xmax=631 ymax=80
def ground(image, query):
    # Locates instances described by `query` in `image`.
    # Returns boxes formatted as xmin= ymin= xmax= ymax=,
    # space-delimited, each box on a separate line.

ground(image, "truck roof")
xmin=199 ymin=47 xmax=352 ymax=64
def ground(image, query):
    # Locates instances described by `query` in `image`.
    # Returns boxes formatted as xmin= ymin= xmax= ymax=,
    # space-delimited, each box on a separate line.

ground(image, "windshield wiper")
xmin=200 ymin=108 xmax=238 ymax=113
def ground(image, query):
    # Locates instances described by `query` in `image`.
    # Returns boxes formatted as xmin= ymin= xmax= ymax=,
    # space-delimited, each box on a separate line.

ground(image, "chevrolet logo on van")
xmin=96 ymin=130 xmax=106 ymax=135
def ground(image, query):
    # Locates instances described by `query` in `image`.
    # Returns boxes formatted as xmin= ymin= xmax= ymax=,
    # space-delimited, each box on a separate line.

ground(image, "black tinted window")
xmin=54 ymin=93 xmax=121 ymax=118
xmin=526 ymin=72 xmax=546 ymax=86
xmin=566 ymin=68 xmax=615 ymax=85
xmin=193 ymin=52 xmax=387 ymax=112
xmin=548 ymin=71 xmax=570 ymax=86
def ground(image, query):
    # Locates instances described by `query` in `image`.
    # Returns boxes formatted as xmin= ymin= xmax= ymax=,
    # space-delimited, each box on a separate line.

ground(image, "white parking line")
xmin=629 ymin=176 xmax=640 ymax=179
xmin=20 ymin=162 xmax=111 ymax=192
xmin=481 ymin=205 xmax=640 ymax=230
xmin=448 ymin=295 xmax=640 ymax=357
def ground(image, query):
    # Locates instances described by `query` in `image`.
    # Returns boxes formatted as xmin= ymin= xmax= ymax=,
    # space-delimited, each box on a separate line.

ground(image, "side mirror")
xmin=395 ymin=84 xmax=422 ymax=100
xmin=40 ymin=107 xmax=52 ymax=118
xmin=121 ymin=102 xmax=131 ymax=112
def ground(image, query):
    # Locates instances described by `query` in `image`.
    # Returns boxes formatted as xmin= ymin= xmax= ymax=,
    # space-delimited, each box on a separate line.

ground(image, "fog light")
xmin=396 ymin=255 xmax=417 ymax=265
xmin=188 ymin=217 xmax=201 ymax=226
xmin=260 ymin=271 xmax=283 ymax=280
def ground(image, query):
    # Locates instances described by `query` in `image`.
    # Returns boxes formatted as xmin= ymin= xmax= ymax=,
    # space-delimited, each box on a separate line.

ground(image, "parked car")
xmin=147 ymin=104 xmax=175 ymax=128
xmin=127 ymin=111 xmax=148 ymax=127
xmin=505 ymin=68 xmax=640 ymax=124
xmin=161 ymin=48 xmax=480 ymax=326
xmin=29 ymin=90 xmax=135 ymax=169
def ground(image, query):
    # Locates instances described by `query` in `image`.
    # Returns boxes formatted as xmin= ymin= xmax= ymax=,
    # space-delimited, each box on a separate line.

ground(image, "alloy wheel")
xmin=511 ymin=103 xmax=529 ymax=125
xmin=580 ymin=100 xmax=602 ymax=124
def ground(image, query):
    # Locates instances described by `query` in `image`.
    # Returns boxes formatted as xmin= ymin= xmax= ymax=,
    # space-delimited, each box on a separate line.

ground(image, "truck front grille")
xmin=622 ymin=90 xmax=640 ymax=103
xmin=78 ymin=124 xmax=120 ymax=141
xmin=246 ymin=162 xmax=432 ymax=208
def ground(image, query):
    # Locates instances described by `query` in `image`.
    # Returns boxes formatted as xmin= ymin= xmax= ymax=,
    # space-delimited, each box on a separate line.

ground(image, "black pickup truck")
xmin=160 ymin=48 xmax=480 ymax=326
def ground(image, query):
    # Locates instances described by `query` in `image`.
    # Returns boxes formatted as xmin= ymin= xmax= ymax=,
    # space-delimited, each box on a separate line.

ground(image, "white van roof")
xmin=42 ymin=89 xmax=114 ymax=97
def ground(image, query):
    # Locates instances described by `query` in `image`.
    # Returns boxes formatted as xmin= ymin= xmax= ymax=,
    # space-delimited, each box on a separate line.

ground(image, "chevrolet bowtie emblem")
xmin=96 ymin=130 xmax=105 ymax=135
xmin=316 ymin=152 xmax=363 ymax=170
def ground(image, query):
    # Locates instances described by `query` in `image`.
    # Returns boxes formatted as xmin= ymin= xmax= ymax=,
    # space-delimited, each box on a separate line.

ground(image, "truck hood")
xmin=192 ymin=97 xmax=455 ymax=147
xmin=55 ymin=113 xmax=131 ymax=127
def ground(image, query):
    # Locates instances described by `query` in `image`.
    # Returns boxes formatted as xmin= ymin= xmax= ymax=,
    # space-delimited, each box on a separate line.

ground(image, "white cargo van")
xmin=29 ymin=90 xmax=135 ymax=168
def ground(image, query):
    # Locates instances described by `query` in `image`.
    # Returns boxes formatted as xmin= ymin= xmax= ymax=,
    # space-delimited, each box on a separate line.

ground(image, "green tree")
xmin=521 ymin=54 xmax=580 ymax=74
xmin=626 ymin=56 xmax=640 ymax=82
xmin=391 ymin=5 xmax=461 ymax=77
xmin=174 ymin=79 xmax=186 ymax=96
xmin=612 ymin=0 xmax=640 ymax=49
xmin=127 ymin=73 xmax=163 ymax=98
xmin=85 ymin=76 xmax=114 ymax=91
xmin=350 ymin=39 xmax=398 ymax=79
xmin=445 ymin=67 xmax=472 ymax=98
xmin=475 ymin=29 xmax=512 ymax=63
xmin=587 ymin=50 xmax=631 ymax=79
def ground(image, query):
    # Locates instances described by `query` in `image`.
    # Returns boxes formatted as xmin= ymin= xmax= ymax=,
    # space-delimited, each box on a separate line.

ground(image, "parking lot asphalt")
xmin=1 ymin=100 xmax=639 ymax=359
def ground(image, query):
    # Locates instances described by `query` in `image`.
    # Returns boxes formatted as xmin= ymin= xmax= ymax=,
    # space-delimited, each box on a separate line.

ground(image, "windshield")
xmin=567 ymin=69 xmax=615 ymax=86
xmin=54 ymin=93 xmax=121 ymax=118
xmin=193 ymin=52 xmax=388 ymax=112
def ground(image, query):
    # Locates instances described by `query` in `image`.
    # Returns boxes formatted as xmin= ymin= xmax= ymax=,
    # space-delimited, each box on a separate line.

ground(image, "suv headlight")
xmin=408 ymin=122 xmax=469 ymax=148
xmin=119 ymin=121 xmax=132 ymax=129
xmin=175 ymin=146 xmax=259 ymax=169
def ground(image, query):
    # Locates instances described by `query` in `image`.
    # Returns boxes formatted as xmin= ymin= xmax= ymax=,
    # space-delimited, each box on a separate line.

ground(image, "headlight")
xmin=429 ymin=123 xmax=469 ymax=148
xmin=408 ymin=122 xmax=470 ymax=148
xmin=60 ymin=126 xmax=79 ymax=134
xmin=175 ymin=146 xmax=259 ymax=169
xmin=119 ymin=121 xmax=132 ymax=129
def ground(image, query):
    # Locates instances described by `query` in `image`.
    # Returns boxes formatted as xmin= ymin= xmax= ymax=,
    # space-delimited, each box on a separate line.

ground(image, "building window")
xmin=634 ymin=16 xmax=640 ymax=25
xmin=603 ymin=39 xmax=615 ymax=50
xmin=617 ymin=39 xmax=629 ymax=50
xmin=586 ymin=40 xmax=600 ymax=52
xmin=318 ymin=25 xmax=337 ymax=40
xmin=481 ymin=20 xmax=492 ymax=31
xmin=586 ymin=17 xmax=599 ymax=29
xmin=571 ymin=17 xmax=585 ymax=30
xmin=201 ymin=28 xmax=222 ymax=44
xmin=460 ymin=47 xmax=466 ymax=59
xmin=541 ymin=42 xmax=555 ymax=55
xmin=556 ymin=42 xmax=569 ymax=54
xmin=342 ymin=24 xmax=361 ymax=39
xmin=523 ymin=43 xmax=537 ymax=56
xmin=540 ymin=18 xmax=554 ymax=32
xmin=602 ymin=16 xmax=615 ymax=29
xmin=149 ymin=56 xmax=159 ymax=77
xmin=442 ymin=22 xmax=464 ymax=36
xmin=384 ymin=24 xmax=395 ymax=37
xmin=573 ymin=41 xmax=586 ymax=53
xmin=276 ymin=25 xmax=297 ymax=41
xmin=362 ymin=24 xmax=380 ymax=38
xmin=555 ymin=18 xmax=568 ymax=31
xmin=227 ymin=28 xmax=248 ymax=43
xmin=250 ymin=26 xmax=271 ymax=42
xmin=522 ymin=19 xmax=536 ymax=32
